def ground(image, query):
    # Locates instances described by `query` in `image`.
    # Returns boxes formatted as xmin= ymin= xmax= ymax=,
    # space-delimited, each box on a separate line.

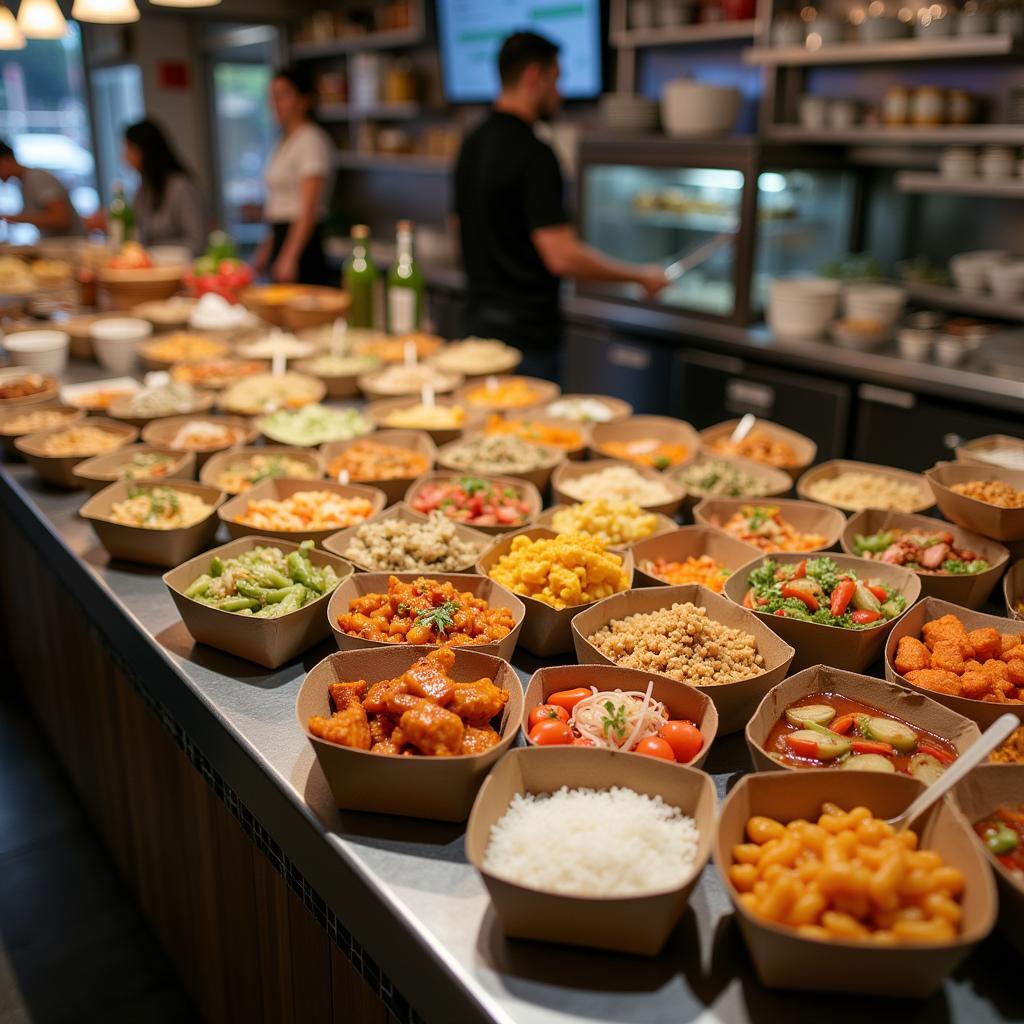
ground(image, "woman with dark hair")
xmin=123 ymin=119 xmax=207 ymax=256
xmin=253 ymin=65 xmax=334 ymax=285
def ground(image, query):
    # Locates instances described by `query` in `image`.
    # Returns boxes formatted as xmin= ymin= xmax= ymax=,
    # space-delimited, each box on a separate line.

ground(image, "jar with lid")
xmin=957 ymin=0 xmax=994 ymax=34
xmin=883 ymin=86 xmax=911 ymax=125
xmin=911 ymin=86 xmax=946 ymax=127
xmin=947 ymin=90 xmax=974 ymax=125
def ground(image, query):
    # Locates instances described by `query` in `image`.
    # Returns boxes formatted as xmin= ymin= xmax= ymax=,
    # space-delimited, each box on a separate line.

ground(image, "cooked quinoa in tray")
xmin=341 ymin=511 xmax=485 ymax=572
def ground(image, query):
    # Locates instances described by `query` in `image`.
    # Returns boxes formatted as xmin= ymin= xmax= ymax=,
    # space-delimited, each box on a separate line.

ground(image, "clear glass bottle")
xmin=108 ymin=180 xmax=133 ymax=250
xmin=344 ymin=224 xmax=378 ymax=329
xmin=386 ymin=219 xmax=424 ymax=334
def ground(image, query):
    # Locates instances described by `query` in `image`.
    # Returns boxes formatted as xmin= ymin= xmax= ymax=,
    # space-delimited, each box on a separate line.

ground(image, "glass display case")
xmin=578 ymin=138 xmax=860 ymax=326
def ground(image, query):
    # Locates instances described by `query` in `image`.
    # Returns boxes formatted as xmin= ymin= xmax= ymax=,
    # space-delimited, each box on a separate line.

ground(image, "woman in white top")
xmin=254 ymin=66 xmax=334 ymax=285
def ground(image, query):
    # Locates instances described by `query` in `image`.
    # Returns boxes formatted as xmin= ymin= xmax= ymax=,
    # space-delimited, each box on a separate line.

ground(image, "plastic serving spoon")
xmin=886 ymin=712 xmax=1020 ymax=832
xmin=729 ymin=413 xmax=757 ymax=445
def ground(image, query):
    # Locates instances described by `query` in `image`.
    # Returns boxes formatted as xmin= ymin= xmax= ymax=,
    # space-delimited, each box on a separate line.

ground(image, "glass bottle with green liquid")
xmin=343 ymin=224 xmax=378 ymax=329
xmin=108 ymin=181 xmax=134 ymax=250
xmin=387 ymin=220 xmax=424 ymax=334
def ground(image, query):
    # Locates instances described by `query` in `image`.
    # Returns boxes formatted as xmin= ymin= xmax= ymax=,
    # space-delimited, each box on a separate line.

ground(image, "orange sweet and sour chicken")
xmin=308 ymin=647 xmax=508 ymax=757
xmin=900 ymin=614 xmax=1024 ymax=704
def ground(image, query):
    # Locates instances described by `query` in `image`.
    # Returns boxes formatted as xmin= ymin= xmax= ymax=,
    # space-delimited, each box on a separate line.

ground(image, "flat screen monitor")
xmin=436 ymin=0 xmax=602 ymax=103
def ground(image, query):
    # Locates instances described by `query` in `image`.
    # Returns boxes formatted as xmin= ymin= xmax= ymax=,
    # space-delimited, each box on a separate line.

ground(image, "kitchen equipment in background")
xmin=898 ymin=327 xmax=934 ymax=360
xmin=384 ymin=60 xmax=417 ymax=103
xmin=664 ymin=232 xmax=737 ymax=282
xmin=798 ymin=93 xmax=828 ymax=130
xmin=660 ymin=80 xmax=741 ymax=136
xmin=950 ymin=250 xmax=1010 ymax=294
xmin=767 ymin=277 xmax=841 ymax=341
xmin=827 ymin=98 xmax=859 ymax=130
xmin=883 ymin=86 xmax=911 ymax=126
xmin=842 ymin=282 xmax=907 ymax=328
xmin=860 ymin=7 xmax=910 ymax=41
xmin=979 ymin=145 xmax=1017 ymax=179
xmin=771 ymin=12 xmax=805 ymax=45
xmin=349 ymin=52 xmax=381 ymax=107
xmin=940 ymin=146 xmax=977 ymax=179
xmin=911 ymin=86 xmax=946 ymax=127
xmin=957 ymin=0 xmax=994 ymax=35
xmin=984 ymin=261 xmax=1024 ymax=301
xmin=948 ymin=90 xmax=974 ymax=125
xmin=599 ymin=93 xmax=659 ymax=132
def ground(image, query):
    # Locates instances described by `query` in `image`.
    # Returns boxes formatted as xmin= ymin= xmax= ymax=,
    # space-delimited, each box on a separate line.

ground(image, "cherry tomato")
xmin=527 ymin=704 xmax=569 ymax=730
xmin=547 ymin=688 xmax=591 ymax=713
xmin=635 ymin=736 xmax=676 ymax=761
xmin=659 ymin=720 xmax=703 ymax=763
xmin=528 ymin=719 xmax=574 ymax=746
xmin=851 ymin=608 xmax=881 ymax=625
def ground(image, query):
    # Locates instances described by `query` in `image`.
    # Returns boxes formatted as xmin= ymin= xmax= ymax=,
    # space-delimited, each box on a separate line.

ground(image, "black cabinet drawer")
xmin=672 ymin=350 xmax=851 ymax=461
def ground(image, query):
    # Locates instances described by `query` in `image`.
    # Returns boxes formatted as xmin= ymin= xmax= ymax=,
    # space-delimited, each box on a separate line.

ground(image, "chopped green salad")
xmin=743 ymin=556 xmax=907 ymax=629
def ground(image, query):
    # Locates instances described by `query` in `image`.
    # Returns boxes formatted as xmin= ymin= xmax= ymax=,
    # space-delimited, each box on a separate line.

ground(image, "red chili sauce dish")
xmin=763 ymin=692 xmax=959 ymax=779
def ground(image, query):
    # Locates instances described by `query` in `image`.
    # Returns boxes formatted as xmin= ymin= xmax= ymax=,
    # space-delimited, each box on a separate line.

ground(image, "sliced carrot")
xmin=785 ymin=735 xmax=820 ymax=759
xmin=831 ymin=714 xmax=856 ymax=735
xmin=851 ymin=739 xmax=894 ymax=756
xmin=917 ymin=743 xmax=955 ymax=765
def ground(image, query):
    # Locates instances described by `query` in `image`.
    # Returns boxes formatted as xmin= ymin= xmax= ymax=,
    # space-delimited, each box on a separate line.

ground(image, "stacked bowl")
xmin=766 ymin=278 xmax=840 ymax=341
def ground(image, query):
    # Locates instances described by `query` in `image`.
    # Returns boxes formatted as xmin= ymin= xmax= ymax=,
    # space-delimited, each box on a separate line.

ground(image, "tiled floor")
xmin=0 ymin=693 xmax=198 ymax=1023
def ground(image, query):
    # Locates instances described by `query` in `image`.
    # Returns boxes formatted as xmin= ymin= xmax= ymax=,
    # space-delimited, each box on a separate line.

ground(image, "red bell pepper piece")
xmin=852 ymin=739 xmax=894 ymax=756
xmin=785 ymin=734 xmax=820 ymax=758
xmin=781 ymin=581 xmax=819 ymax=612
xmin=851 ymin=609 xmax=881 ymax=625
xmin=917 ymin=743 xmax=955 ymax=765
xmin=830 ymin=579 xmax=856 ymax=618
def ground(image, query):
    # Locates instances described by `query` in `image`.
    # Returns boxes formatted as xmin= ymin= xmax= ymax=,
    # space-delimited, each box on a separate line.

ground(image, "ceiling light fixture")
xmin=70 ymin=0 xmax=139 ymax=24
xmin=0 ymin=5 xmax=25 ymax=47
xmin=17 ymin=0 xmax=67 ymax=38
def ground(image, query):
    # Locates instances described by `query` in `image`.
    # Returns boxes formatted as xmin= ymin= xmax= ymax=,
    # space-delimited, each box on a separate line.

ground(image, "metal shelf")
xmin=334 ymin=151 xmax=453 ymax=174
xmin=896 ymin=172 xmax=1024 ymax=197
xmin=611 ymin=18 xmax=759 ymax=48
xmin=743 ymin=33 xmax=1020 ymax=66
xmin=906 ymin=281 xmax=1024 ymax=320
xmin=291 ymin=26 xmax=422 ymax=59
xmin=317 ymin=102 xmax=420 ymax=121
xmin=767 ymin=124 xmax=1024 ymax=146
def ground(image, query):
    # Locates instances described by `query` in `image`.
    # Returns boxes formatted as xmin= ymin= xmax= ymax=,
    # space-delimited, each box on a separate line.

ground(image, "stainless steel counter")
xmin=1 ymin=430 xmax=1020 ymax=1023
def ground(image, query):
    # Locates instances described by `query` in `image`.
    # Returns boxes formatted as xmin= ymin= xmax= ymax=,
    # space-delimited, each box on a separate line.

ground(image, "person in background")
xmin=253 ymin=65 xmax=334 ymax=285
xmin=123 ymin=119 xmax=207 ymax=256
xmin=454 ymin=32 xmax=667 ymax=381
xmin=0 ymin=139 xmax=85 ymax=238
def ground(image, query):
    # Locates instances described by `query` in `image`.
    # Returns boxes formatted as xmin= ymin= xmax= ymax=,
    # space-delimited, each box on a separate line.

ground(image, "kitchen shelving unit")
xmin=896 ymin=172 xmax=1024 ymax=198
xmin=743 ymin=33 xmax=1021 ymax=65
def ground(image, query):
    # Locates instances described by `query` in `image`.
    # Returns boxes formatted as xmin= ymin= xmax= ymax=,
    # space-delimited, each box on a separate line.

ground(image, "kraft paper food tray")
xmin=589 ymin=414 xmax=702 ymax=473
xmin=698 ymin=418 xmax=817 ymax=482
xmin=455 ymin=375 xmax=561 ymax=415
xmin=0 ymin=403 xmax=84 ymax=457
xmin=0 ymin=371 xmax=59 ymax=409
xmin=137 ymin=336 xmax=231 ymax=373
xmin=14 ymin=418 xmax=139 ymax=489
xmin=953 ymin=764 xmax=1024 ymax=956
xmin=106 ymin=389 xmax=217 ymax=429
xmin=840 ymin=507 xmax=1010 ymax=609
xmin=292 ymin=355 xmax=376 ymax=399
xmin=955 ymin=434 xmax=1024 ymax=468
xmin=218 ymin=374 xmax=327 ymax=418
xmin=571 ymin=583 xmax=794 ymax=735
xmin=321 ymin=429 xmax=437 ymax=507
xmin=476 ymin=526 xmax=636 ymax=658
xmin=326 ymin=571 xmax=525 ymax=661
xmin=218 ymin=477 xmax=387 ymax=546
xmin=522 ymin=392 xmax=632 ymax=424
xmin=405 ymin=471 xmax=542 ymax=536
xmin=323 ymin=501 xmax=490 ymax=574
xmin=673 ymin=453 xmax=793 ymax=516
xmin=429 ymin=344 xmax=523 ymax=380
xmin=465 ymin=745 xmax=716 ymax=956
xmin=926 ymin=461 xmax=1024 ymax=542
xmin=296 ymin=645 xmax=522 ymax=821
xmin=534 ymin=503 xmax=677 ymax=554
xmin=482 ymin=415 xmax=590 ymax=462
xmin=723 ymin=551 xmax=922 ymax=674
xmin=551 ymin=457 xmax=684 ymax=518
xmin=1005 ymin=559 xmax=1024 ymax=620
xmin=745 ymin=664 xmax=983 ymax=774
xmin=693 ymin=495 xmax=846 ymax=553
xmin=797 ymin=458 xmax=934 ymax=514
xmin=631 ymin=526 xmax=763 ymax=588
xmin=884 ymin=596 xmax=1024 ymax=728
xmin=198 ymin=444 xmax=324 ymax=495
xmin=434 ymin=434 xmax=566 ymax=493
xmin=79 ymin=477 xmax=225 ymax=568
xmin=364 ymin=395 xmax=485 ymax=446
xmin=164 ymin=535 xmax=354 ymax=669
xmin=141 ymin=414 xmax=259 ymax=468
xmin=355 ymin=366 xmax=463 ymax=402
xmin=713 ymin=769 xmax=996 ymax=998
xmin=73 ymin=445 xmax=197 ymax=494
xmin=521 ymin=663 xmax=719 ymax=770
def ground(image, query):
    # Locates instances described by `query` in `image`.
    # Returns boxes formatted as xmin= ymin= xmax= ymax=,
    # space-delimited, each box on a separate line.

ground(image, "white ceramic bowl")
xmin=898 ymin=328 xmax=934 ymax=360
xmin=986 ymin=261 xmax=1024 ymax=302
xmin=950 ymin=251 xmax=1009 ymax=294
xmin=767 ymin=278 xmax=840 ymax=341
xmin=4 ymin=330 xmax=70 ymax=376
xmin=90 ymin=317 xmax=153 ymax=374
xmin=935 ymin=336 xmax=967 ymax=366
xmin=660 ymin=80 xmax=741 ymax=137
xmin=842 ymin=283 xmax=907 ymax=327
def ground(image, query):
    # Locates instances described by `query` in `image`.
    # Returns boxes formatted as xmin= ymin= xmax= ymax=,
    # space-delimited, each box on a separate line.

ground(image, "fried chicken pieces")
xmin=895 ymin=614 xmax=1024 ymax=704
xmin=307 ymin=647 xmax=508 ymax=757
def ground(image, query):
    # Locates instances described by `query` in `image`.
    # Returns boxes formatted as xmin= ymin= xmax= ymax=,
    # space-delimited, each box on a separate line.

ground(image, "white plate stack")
xmin=599 ymin=93 xmax=659 ymax=133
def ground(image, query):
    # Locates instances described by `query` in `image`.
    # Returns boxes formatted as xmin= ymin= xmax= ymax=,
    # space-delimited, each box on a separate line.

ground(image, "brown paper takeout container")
xmin=797 ymin=458 xmax=934 ymax=514
xmin=292 ymin=354 xmax=376 ymax=399
xmin=693 ymin=496 xmax=846 ymax=553
xmin=630 ymin=525 xmax=761 ymax=589
xmin=465 ymin=745 xmax=716 ymax=956
xmin=79 ymin=477 xmax=225 ymax=568
xmin=455 ymin=374 xmax=561 ymax=414
xmin=0 ymin=402 xmax=85 ymax=456
xmin=326 ymin=571 xmax=525 ymax=661
xmin=672 ymin=453 xmax=793 ymax=516
xmin=322 ymin=501 xmax=490 ymax=574
xmin=218 ymin=476 xmax=386 ymax=545
xmin=552 ymin=457 xmax=685 ymax=518
xmin=106 ymin=389 xmax=216 ymax=429
xmin=0 ymin=371 xmax=59 ymax=409
xmin=1005 ymin=559 xmax=1024 ymax=620
xmin=321 ymin=429 xmax=437 ymax=507
xmin=434 ymin=433 xmax=566 ymax=493
xmin=723 ymin=551 xmax=922 ymax=674
xmin=714 ymin=769 xmax=996 ymax=997
xmin=840 ymin=508 xmax=1009 ymax=609
xmin=955 ymin=434 xmax=1024 ymax=468
xmin=164 ymin=535 xmax=354 ymax=669
xmin=953 ymin=764 xmax=1024 ymax=955
xmin=72 ymin=444 xmax=196 ymax=493
xmin=477 ymin=526 xmax=635 ymax=658
xmin=745 ymin=663 xmax=982 ymax=773
xmin=521 ymin=663 xmax=719 ymax=770
xmin=534 ymin=503 xmax=678 ymax=554
xmin=523 ymin=391 xmax=632 ymax=424
xmin=571 ymin=583 xmax=794 ymax=735
xmin=884 ymin=596 xmax=1024 ymax=728
xmin=925 ymin=461 xmax=1024 ymax=543
xmin=405 ymin=470 xmax=541 ymax=536
xmin=482 ymin=415 xmax=590 ymax=461
xmin=198 ymin=444 xmax=324 ymax=495
xmin=14 ymin=417 xmax=139 ymax=489
xmin=141 ymin=414 xmax=258 ymax=468
xmin=356 ymin=366 xmax=463 ymax=402
xmin=589 ymin=414 xmax=702 ymax=473
xmin=364 ymin=395 xmax=485 ymax=447
xmin=699 ymin=418 xmax=817 ymax=481
xmin=296 ymin=645 xmax=522 ymax=821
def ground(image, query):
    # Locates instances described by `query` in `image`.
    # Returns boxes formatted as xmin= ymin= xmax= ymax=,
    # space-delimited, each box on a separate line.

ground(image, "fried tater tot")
xmin=895 ymin=636 xmax=930 ymax=675
xmin=905 ymin=669 xmax=963 ymax=696
xmin=930 ymin=640 xmax=966 ymax=676
xmin=921 ymin=614 xmax=967 ymax=650
xmin=967 ymin=628 xmax=1001 ymax=662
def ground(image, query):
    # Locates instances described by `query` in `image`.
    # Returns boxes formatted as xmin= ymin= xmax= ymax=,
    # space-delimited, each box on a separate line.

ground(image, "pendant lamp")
xmin=150 ymin=0 xmax=221 ymax=7
xmin=70 ymin=0 xmax=139 ymax=23
xmin=17 ymin=0 xmax=67 ymax=38
xmin=0 ymin=5 xmax=26 ymax=47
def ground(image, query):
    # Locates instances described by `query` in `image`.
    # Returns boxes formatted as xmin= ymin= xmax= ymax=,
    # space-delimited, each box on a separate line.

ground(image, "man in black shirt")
xmin=454 ymin=32 xmax=667 ymax=381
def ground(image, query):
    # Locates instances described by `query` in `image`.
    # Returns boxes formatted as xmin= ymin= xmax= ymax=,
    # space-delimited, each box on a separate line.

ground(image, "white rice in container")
xmin=482 ymin=785 xmax=699 ymax=897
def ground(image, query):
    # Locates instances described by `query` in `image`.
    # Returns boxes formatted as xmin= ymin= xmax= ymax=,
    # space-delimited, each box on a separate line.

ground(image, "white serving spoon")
xmin=729 ymin=412 xmax=757 ymax=445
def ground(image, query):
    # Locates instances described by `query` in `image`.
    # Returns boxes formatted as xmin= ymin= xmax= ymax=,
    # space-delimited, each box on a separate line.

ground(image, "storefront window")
xmin=90 ymin=63 xmax=144 ymax=207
